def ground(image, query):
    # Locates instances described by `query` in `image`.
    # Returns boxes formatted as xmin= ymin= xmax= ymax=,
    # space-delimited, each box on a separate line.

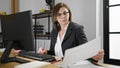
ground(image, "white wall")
xmin=98 ymin=0 xmax=103 ymax=49
xmin=19 ymin=0 xmax=46 ymax=14
xmin=0 ymin=0 xmax=11 ymax=14
xmin=0 ymin=0 xmax=11 ymax=32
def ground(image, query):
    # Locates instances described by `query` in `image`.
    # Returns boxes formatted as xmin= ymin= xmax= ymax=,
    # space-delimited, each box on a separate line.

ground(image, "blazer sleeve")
xmin=75 ymin=25 xmax=88 ymax=45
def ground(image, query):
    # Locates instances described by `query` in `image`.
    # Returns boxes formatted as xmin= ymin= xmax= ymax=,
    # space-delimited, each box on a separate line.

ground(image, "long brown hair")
xmin=52 ymin=2 xmax=72 ymax=31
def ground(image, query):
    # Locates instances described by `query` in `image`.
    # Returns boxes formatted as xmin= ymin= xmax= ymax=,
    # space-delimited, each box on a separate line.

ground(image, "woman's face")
xmin=57 ymin=7 xmax=70 ymax=26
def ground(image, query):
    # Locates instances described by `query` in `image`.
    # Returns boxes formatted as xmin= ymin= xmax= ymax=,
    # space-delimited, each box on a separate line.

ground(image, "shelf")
xmin=35 ymin=34 xmax=50 ymax=37
xmin=32 ymin=11 xmax=51 ymax=19
xmin=32 ymin=11 xmax=51 ymax=39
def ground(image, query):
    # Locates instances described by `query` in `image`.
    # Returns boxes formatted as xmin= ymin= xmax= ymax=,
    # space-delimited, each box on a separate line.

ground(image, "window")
xmin=104 ymin=0 xmax=120 ymax=65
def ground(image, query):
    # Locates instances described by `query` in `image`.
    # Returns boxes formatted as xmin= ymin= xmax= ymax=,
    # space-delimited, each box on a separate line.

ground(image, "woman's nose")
xmin=60 ymin=14 xmax=66 ymax=18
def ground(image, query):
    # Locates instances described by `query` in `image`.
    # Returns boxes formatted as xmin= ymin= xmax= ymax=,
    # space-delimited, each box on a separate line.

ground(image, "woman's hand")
xmin=92 ymin=50 xmax=104 ymax=61
xmin=37 ymin=47 xmax=47 ymax=54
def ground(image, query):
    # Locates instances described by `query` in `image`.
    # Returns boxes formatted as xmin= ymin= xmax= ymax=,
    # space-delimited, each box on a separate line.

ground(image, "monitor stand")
xmin=0 ymin=41 xmax=30 ymax=63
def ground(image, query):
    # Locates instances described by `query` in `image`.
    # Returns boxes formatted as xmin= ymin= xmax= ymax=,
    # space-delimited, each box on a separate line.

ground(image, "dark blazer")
xmin=48 ymin=22 xmax=88 ymax=55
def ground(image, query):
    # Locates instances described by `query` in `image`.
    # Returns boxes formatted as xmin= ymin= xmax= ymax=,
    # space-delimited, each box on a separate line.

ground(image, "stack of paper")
xmin=69 ymin=63 xmax=103 ymax=68
xmin=56 ymin=60 xmax=104 ymax=68
xmin=68 ymin=60 xmax=104 ymax=68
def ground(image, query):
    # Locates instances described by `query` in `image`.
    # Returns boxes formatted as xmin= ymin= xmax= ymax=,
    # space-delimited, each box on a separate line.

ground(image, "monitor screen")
xmin=0 ymin=10 xmax=35 ymax=63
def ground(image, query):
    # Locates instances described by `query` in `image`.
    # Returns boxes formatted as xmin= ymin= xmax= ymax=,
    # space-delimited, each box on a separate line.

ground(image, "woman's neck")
xmin=61 ymin=25 xmax=66 ymax=30
xmin=60 ymin=22 xmax=69 ymax=30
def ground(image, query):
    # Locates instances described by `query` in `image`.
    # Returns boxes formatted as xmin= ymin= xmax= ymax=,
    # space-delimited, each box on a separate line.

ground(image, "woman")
xmin=38 ymin=2 xmax=104 ymax=62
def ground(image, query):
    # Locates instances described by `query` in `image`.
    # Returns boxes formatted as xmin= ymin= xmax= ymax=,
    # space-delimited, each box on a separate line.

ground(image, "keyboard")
xmin=18 ymin=52 xmax=55 ymax=62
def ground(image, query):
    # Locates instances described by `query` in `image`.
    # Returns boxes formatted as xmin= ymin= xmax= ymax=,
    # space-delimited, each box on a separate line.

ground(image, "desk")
xmin=99 ymin=63 xmax=120 ymax=68
xmin=0 ymin=50 xmax=120 ymax=68
xmin=0 ymin=50 xmax=59 ymax=68
xmin=0 ymin=56 xmax=59 ymax=68
xmin=1 ymin=61 xmax=120 ymax=68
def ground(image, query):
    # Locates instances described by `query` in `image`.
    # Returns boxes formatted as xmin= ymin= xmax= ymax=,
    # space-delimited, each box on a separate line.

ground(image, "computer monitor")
xmin=0 ymin=10 xmax=35 ymax=63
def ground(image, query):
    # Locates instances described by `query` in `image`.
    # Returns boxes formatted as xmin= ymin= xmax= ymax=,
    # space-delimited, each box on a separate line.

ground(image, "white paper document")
xmin=61 ymin=37 xmax=101 ymax=65
xmin=14 ymin=61 xmax=50 ymax=68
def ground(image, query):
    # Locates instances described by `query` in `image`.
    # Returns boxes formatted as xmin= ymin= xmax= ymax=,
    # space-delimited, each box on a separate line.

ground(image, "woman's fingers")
xmin=37 ymin=48 xmax=47 ymax=54
xmin=92 ymin=50 xmax=104 ymax=61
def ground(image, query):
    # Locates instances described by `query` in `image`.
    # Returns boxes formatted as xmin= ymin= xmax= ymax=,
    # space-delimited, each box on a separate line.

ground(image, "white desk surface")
xmin=100 ymin=63 xmax=120 ymax=68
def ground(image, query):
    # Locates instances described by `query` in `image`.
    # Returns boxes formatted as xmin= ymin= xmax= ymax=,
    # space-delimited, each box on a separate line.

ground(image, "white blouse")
xmin=54 ymin=22 xmax=69 ymax=57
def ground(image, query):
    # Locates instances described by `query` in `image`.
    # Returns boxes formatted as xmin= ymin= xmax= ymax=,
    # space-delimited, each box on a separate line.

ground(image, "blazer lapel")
xmin=52 ymin=29 xmax=58 ymax=46
xmin=62 ymin=23 xmax=73 ymax=44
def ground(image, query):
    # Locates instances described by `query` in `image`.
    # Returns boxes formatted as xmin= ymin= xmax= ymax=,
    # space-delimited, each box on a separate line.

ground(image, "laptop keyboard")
xmin=18 ymin=52 xmax=55 ymax=62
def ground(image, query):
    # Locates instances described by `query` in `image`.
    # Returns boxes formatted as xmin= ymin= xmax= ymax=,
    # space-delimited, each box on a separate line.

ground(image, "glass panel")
xmin=109 ymin=6 xmax=120 ymax=32
xmin=110 ymin=34 xmax=120 ymax=59
xmin=109 ymin=0 xmax=120 ymax=5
